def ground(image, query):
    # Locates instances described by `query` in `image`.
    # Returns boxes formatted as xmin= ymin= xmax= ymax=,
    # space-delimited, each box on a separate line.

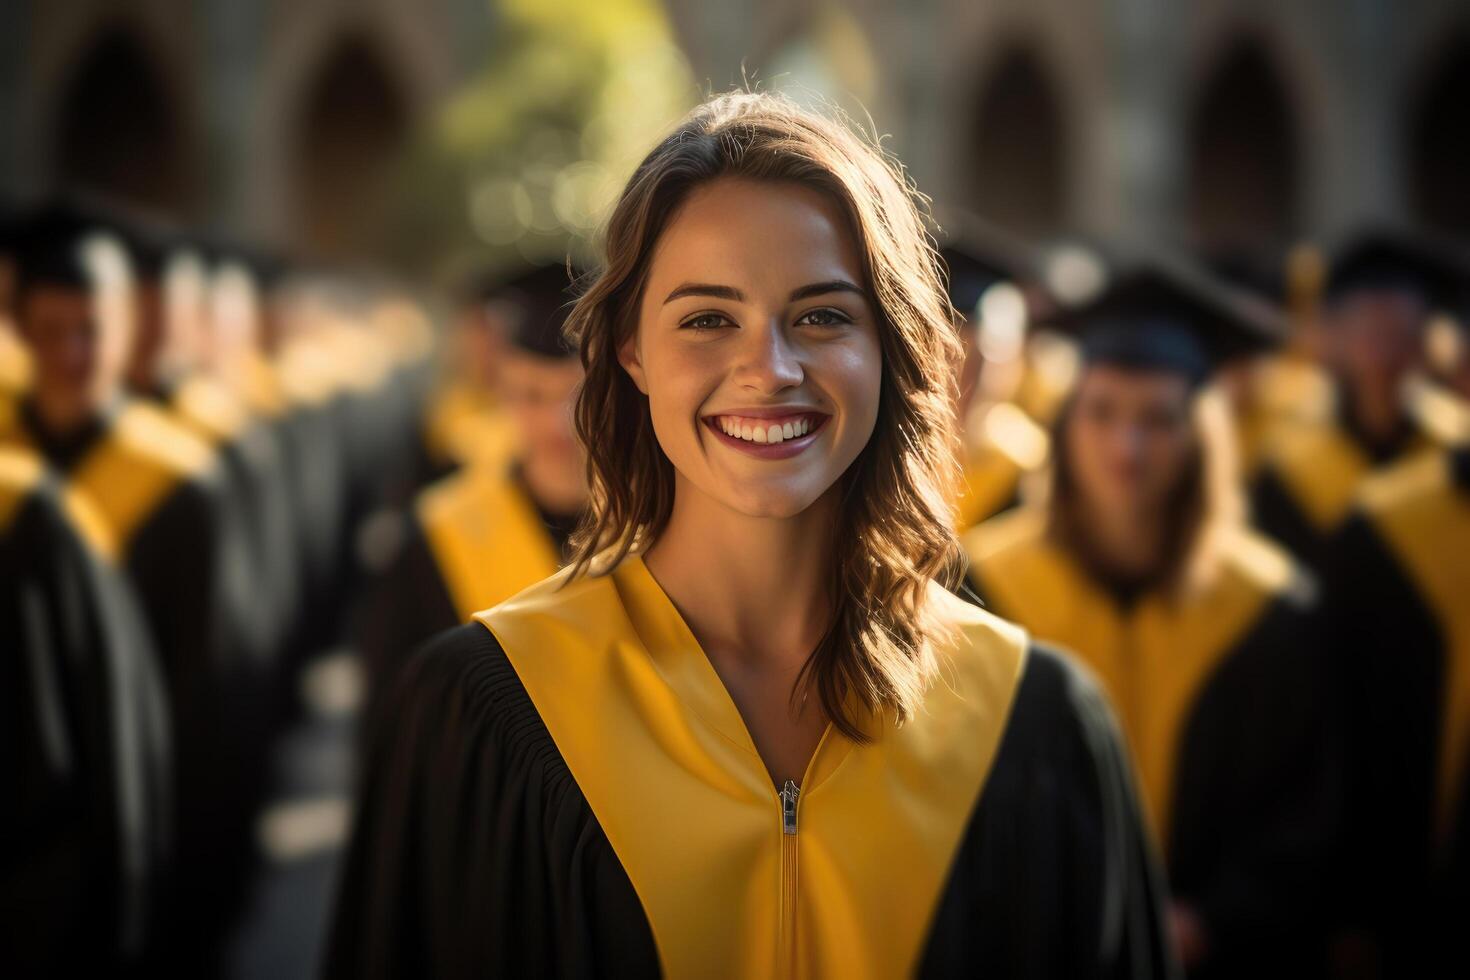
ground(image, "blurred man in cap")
xmin=362 ymin=263 xmax=586 ymax=702
xmin=1250 ymin=232 xmax=1463 ymax=574
xmin=1321 ymin=263 xmax=1470 ymax=977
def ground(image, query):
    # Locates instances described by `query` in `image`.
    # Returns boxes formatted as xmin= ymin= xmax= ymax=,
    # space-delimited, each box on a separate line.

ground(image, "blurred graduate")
xmin=360 ymin=263 xmax=586 ymax=698
xmin=1250 ymin=233 xmax=1463 ymax=573
xmin=1322 ymin=262 xmax=1470 ymax=975
xmin=962 ymin=259 xmax=1341 ymax=977
xmin=1 ymin=445 xmax=171 ymax=974
xmin=0 ymin=199 xmax=261 ymax=971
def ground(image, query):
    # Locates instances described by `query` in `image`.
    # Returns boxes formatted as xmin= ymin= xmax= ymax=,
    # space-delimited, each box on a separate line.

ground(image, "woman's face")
xmin=1064 ymin=365 xmax=1196 ymax=519
xmin=621 ymin=177 xmax=883 ymax=519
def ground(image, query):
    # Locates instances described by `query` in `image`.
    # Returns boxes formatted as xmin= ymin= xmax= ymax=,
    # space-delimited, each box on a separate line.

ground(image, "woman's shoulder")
xmin=371 ymin=621 xmax=568 ymax=779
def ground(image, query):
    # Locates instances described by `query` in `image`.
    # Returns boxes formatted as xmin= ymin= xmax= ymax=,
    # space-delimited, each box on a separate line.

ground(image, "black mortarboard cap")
xmin=495 ymin=263 xmax=579 ymax=360
xmin=1325 ymin=230 xmax=1466 ymax=309
xmin=12 ymin=197 xmax=122 ymax=296
xmin=940 ymin=241 xmax=1022 ymax=317
xmin=1045 ymin=255 xmax=1286 ymax=387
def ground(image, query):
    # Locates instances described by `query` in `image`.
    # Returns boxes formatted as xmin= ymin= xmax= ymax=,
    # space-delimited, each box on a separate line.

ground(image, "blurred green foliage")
xmin=386 ymin=0 xmax=695 ymax=285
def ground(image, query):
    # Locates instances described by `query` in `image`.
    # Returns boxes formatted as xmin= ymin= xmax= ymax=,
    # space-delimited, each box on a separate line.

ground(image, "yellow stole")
xmin=0 ymin=400 xmax=212 ymax=554
xmin=477 ymin=556 xmax=1028 ymax=979
xmin=0 ymin=447 xmax=44 ymax=531
xmin=0 ymin=445 xmax=119 ymax=559
xmin=1359 ymin=451 xmax=1470 ymax=842
xmin=417 ymin=465 xmax=562 ymax=620
xmin=171 ymin=374 xmax=252 ymax=447
xmin=963 ymin=508 xmax=1300 ymax=849
xmin=1267 ymin=418 xmax=1432 ymax=534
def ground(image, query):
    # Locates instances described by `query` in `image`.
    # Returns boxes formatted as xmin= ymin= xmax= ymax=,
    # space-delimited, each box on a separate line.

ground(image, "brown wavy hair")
xmin=562 ymin=91 xmax=965 ymax=741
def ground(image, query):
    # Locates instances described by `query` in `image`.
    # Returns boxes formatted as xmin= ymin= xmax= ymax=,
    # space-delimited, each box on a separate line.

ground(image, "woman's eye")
xmin=680 ymin=312 xmax=732 ymax=331
xmin=796 ymin=307 xmax=852 ymax=328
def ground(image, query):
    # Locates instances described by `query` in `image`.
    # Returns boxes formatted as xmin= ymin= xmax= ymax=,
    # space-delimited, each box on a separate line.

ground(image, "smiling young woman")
xmin=326 ymin=92 xmax=1173 ymax=979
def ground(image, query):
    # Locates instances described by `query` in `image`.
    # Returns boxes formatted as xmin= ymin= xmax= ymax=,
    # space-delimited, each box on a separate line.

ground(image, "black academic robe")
xmin=156 ymin=372 xmax=302 ymax=670
xmin=360 ymin=462 xmax=575 ymax=700
xmin=328 ymin=557 xmax=1175 ymax=979
xmin=1 ymin=399 xmax=262 ymax=970
xmin=963 ymin=509 xmax=1341 ymax=978
xmin=274 ymin=342 xmax=352 ymax=655
xmin=1321 ymin=444 xmax=1470 ymax=974
xmin=0 ymin=449 xmax=171 ymax=974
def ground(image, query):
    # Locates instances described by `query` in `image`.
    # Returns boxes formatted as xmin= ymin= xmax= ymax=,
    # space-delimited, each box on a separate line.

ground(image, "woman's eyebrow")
xmin=663 ymin=282 xmax=744 ymax=304
xmin=788 ymin=279 xmax=865 ymax=302
xmin=662 ymin=279 xmax=866 ymax=306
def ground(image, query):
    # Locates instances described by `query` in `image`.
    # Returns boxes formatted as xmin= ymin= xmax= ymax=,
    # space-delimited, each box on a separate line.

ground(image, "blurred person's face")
xmin=457 ymin=302 xmax=507 ymax=391
xmin=1064 ymin=366 xmax=1196 ymax=520
xmin=210 ymin=263 xmax=259 ymax=375
xmin=1324 ymin=288 xmax=1428 ymax=392
xmin=126 ymin=279 xmax=166 ymax=389
xmin=500 ymin=348 xmax=583 ymax=471
xmin=164 ymin=252 xmax=210 ymax=375
xmin=18 ymin=282 xmax=129 ymax=423
xmin=621 ymin=178 xmax=882 ymax=520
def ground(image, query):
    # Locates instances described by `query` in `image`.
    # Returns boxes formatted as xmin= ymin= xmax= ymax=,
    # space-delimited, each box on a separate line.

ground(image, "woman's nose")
xmin=734 ymin=319 xmax=803 ymax=394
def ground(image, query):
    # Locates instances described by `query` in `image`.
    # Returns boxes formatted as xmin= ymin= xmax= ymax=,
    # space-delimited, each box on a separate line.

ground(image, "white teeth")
xmin=714 ymin=415 xmax=819 ymax=443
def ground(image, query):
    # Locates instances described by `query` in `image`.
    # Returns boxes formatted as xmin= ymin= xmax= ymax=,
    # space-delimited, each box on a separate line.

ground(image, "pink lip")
xmin=701 ymin=413 xmax=830 ymax=460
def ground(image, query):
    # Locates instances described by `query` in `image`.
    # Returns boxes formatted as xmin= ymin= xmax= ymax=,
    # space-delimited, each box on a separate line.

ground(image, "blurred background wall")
xmin=2 ymin=0 xmax=1467 ymax=271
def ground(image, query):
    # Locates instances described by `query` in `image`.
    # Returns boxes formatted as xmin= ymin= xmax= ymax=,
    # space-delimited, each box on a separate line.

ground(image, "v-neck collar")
xmin=611 ymin=554 xmax=853 ymax=797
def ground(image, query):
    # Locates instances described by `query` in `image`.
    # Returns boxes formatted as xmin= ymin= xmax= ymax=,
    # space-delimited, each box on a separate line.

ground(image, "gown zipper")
xmin=777 ymin=778 xmax=801 ymax=975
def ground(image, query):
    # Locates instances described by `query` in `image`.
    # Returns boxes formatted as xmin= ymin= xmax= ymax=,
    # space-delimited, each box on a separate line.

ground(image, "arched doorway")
xmin=966 ymin=44 xmax=1069 ymax=240
xmin=1407 ymin=29 xmax=1470 ymax=236
xmin=1185 ymin=38 xmax=1300 ymax=251
xmin=290 ymin=32 xmax=411 ymax=260
xmin=53 ymin=24 xmax=196 ymax=213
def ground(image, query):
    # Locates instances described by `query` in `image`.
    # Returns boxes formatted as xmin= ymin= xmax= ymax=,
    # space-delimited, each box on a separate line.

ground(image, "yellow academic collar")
xmin=1359 ymin=451 xmax=1470 ymax=845
xmin=963 ymin=508 xmax=1301 ymax=849
xmin=477 ymin=555 xmax=1028 ymax=979
xmin=1 ymin=398 xmax=212 ymax=554
xmin=417 ymin=464 xmax=562 ymax=620
xmin=1268 ymin=413 xmax=1436 ymax=533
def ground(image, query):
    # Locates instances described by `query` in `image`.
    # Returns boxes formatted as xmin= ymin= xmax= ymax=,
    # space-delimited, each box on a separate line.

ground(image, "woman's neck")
xmin=643 ymin=478 xmax=836 ymax=670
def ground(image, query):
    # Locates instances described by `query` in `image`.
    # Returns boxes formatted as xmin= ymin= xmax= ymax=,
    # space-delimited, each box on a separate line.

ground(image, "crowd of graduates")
xmin=2 ymin=181 xmax=1469 ymax=977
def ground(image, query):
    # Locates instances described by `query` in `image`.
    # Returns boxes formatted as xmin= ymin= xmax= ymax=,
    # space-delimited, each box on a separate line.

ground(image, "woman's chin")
xmin=707 ymin=482 xmax=830 ymax=522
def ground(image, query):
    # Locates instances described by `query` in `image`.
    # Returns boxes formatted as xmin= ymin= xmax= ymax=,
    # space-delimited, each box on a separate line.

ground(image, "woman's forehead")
xmin=645 ymin=179 xmax=866 ymax=300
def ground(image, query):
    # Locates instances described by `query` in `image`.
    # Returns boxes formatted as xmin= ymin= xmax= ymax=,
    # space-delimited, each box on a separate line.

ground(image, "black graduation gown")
xmin=274 ymin=342 xmax=352 ymax=653
xmin=1 ymin=398 xmax=262 ymax=969
xmin=152 ymin=373 xmax=300 ymax=670
xmin=327 ymin=558 xmax=1175 ymax=979
xmin=0 ymin=449 xmax=171 ymax=974
xmin=962 ymin=509 xmax=1341 ymax=978
xmin=359 ymin=462 xmax=576 ymax=699
xmin=1321 ymin=444 xmax=1470 ymax=973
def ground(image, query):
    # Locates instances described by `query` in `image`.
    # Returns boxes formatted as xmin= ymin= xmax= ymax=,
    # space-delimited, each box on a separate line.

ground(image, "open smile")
xmin=701 ymin=410 xmax=831 ymax=459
